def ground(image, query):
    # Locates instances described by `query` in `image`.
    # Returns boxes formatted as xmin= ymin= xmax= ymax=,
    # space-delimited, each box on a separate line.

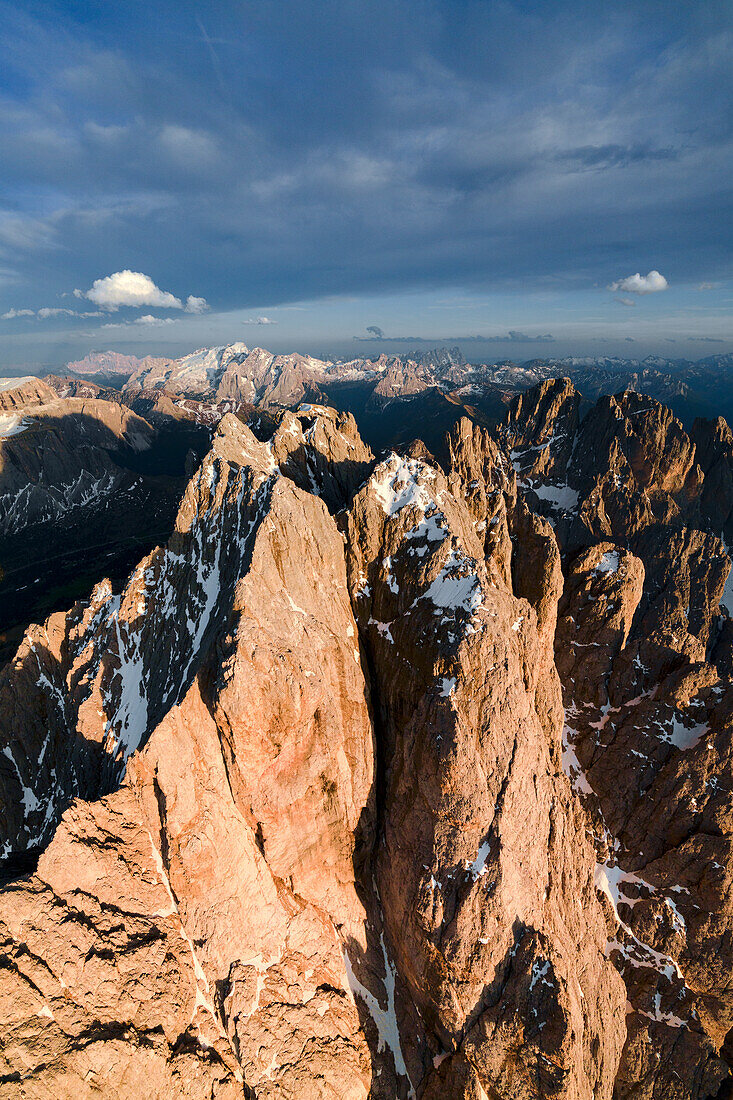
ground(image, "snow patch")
xmin=664 ymin=714 xmax=709 ymax=750
xmin=0 ymin=414 xmax=30 ymax=438
xmin=595 ymin=550 xmax=620 ymax=574
xmin=467 ymin=839 xmax=491 ymax=879
xmin=529 ymin=959 xmax=554 ymax=994
xmin=372 ymin=454 xmax=435 ymax=516
xmin=529 ymin=482 xmax=579 ymax=512
xmin=342 ymin=934 xmax=414 ymax=1098
xmin=438 ymin=676 xmax=456 ymax=698
xmin=405 ymin=510 xmax=447 ymax=546
xmin=561 ymin=724 xmax=593 ymax=795
xmin=721 ymin=537 xmax=733 ymax=616
xmin=368 ymin=618 xmax=394 ymax=643
xmin=421 ymin=550 xmax=483 ymax=616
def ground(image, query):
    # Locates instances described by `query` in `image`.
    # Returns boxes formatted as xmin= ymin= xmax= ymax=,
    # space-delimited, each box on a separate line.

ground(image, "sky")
xmin=0 ymin=0 xmax=731 ymax=369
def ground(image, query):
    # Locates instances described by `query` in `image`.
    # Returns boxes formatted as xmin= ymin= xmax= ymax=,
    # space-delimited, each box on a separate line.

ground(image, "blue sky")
xmin=0 ymin=0 xmax=731 ymax=367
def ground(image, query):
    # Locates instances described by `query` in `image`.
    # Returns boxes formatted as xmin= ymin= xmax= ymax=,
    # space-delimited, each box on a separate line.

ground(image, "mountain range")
xmin=0 ymin=346 xmax=732 ymax=1096
xmin=63 ymin=342 xmax=733 ymax=438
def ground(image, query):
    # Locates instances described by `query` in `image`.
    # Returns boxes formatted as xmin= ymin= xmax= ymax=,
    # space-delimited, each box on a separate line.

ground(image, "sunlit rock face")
xmin=0 ymin=388 xmax=732 ymax=1098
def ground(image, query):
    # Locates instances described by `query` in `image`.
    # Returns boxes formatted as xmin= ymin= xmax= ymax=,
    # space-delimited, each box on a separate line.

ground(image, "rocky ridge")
xmin=0 ymin=391 xmax=153 ymax=537
xmin=101 ymin=343 xmax=733 ymax=431
xmin=501 ymin=378 xmax=733 ymax=1097
xmin=0 ymin=377 xmax=212 ymax=675
xmin=0 ymin=380 xmax=732 ymax=1096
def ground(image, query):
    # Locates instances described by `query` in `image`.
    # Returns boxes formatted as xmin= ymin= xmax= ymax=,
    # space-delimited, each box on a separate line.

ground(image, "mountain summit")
xmin=0 ymin=355 xmax=732 ymax=1097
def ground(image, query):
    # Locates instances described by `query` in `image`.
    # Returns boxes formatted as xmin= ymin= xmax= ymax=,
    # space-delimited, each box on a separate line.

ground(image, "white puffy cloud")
xmin=614 ymin=296 xmax=636 ymax=307
xmin=608 ymin=270 xmax=668 ymax=294
xmin=77 ymin=270 xmax=209 ymax=315
xmin=37 ymin=307 xmax=78 ymax=319
xmin=2 ymin=308 xmax=35 ymax=319
xmin=242 ymin=315 xmax=277 ymax=325
xmin=83 ymin=270 xmax=183 ymax=311
xmin=101 ymin=314 xmax=175 ymax=329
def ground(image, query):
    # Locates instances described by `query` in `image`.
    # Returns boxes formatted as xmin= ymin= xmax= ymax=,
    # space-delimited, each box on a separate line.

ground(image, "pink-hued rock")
xmin=1 ymin=384 xmax=733 ymax=1098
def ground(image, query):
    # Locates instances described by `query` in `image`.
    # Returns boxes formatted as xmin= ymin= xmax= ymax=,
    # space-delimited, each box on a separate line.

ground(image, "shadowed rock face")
xmin=0 ymin=395 xmax=154 ymax=536
xmin=0 ymin=386 xmax=732 ymax=1097
xmin=494 ymin=380 xmax=733 ymax=1098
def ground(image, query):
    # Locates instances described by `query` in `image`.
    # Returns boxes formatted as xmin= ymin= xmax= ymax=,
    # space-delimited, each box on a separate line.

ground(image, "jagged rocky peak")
xmin=0 ymin=408 xmax=382 ymax=1097
xmin=341 ymin=447 xmax=625 ymax=1096
xmin=573 ymin=389 xmax=702 ymax=501
xmin=504 ymin=375 xmax=580 ymax=438
xmin=691 ymin=414 xmax=733 ymax=472
xmin=496 ymin=380 xmax=730 ymax=560
xmin=44 ymin=374 xmax=107 ymax=400
xmin=65 ymin=350 xmax=146 ymax=376
xmin=691 ymin=415 xmax=733 ymax=539
xmin=444 ymin=416 xmax=516 ymax=586
xmin=556 ymin=542 xmax=646 ymax=706
xmin=124 ymin=342 xmax=250 ymax=395
xmin=0 ymin=413 xmax=274 ymax=853
xmin=3 ymin=389 xmax=733 ymax=1097
xmin=368 ymin=358 xmax=433 ymax=407
xmin=267 ymin=402 xmax=375 ymax=511
xmin=123 ymin=343 xmax=333 ymax=408
xmin=545 ymin=403 xmax=733 ymax=1096
xmin=558 ymin=549 xmax=733 ymax=1095
xmin=409 ymin=345 xmax=466 ymax=372
xmin=448 ymin=381 xmax=733 ymax=1096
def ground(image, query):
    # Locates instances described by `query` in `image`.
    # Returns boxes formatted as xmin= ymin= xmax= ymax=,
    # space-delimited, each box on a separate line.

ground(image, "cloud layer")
xmin=0 ymin=1 xmax=729 ymax=358
xmin=101 ymin=314 xmax=176 ymax=329
xmin=1 ymin=306 xmax=102 ymax=320
xmin=354 ymin=329 xmax=555 ymax=343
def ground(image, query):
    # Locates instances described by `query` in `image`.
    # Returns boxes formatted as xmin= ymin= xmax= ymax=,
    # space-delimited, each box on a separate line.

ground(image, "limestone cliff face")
xmin=342 ymin=451 xmax=625 ymax=1098
xmin=0 ymin=414 xmax=377 ymax=1099
xmin=0 ymin=376 xmax=58 ymax=412
xmin=498 ymin=380 xmax=733 ymax=1098
xmin=0 ymin=415 xmax=272 ymax=852
xmin=1 ymin=388 xmax=733 ymax=1098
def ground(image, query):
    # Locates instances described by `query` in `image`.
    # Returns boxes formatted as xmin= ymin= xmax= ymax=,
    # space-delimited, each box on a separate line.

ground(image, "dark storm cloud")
xmin=0 ymin=0 xmax=731 ymax=318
